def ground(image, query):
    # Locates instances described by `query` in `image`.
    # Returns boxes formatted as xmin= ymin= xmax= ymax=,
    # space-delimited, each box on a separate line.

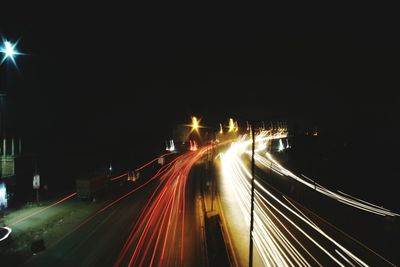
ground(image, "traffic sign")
xmin=33 ymin=174 xmax=40 ymax=189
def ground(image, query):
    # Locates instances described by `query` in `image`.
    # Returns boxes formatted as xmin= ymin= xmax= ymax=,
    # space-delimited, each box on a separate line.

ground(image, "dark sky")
xmin=1 ymin=3 xmax=399 ymax=162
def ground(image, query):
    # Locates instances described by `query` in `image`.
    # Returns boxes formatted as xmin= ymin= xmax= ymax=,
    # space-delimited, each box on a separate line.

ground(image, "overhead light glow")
xmin=192 ymin=116 xmax=199 ymax=130
xmin=4 ymin=41 xmax=15 ymax=57
xmin=0 ymin=39 xmax=23 ymax=67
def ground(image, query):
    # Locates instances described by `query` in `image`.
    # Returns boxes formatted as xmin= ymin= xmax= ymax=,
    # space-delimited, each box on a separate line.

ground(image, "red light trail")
xmin=114 ymin=147 xmax=209 ymax=267
xmin=8 ymin=192 xmax=77 ymax=227
xmin=110 ymin=151 xmax=177 ymax=181
xmin=8 ymin=152 xmax=177 ymax=227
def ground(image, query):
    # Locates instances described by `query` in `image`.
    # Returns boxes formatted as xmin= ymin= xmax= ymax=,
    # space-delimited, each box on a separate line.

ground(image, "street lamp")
xmin=0 ymin=39 xmax=22 ymax=67
xmin=1 ymin=37 xmax=23 ymax=136
xmin=0 ymin=38 xmax=23 ymax=205
xmin=191 ymin=116 xmax=199 ymax=132
xmin=186 ymin=116 xmax=202 ymax=141
xmin=0 ymin=37 xmax=23 ymax=116
xmin=249 ymin=123 xmax=256 ymax=267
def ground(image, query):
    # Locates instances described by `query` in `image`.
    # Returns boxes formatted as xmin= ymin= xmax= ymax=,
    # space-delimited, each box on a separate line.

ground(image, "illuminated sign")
xmin=33 ymin=174 xmax=40 ymax=189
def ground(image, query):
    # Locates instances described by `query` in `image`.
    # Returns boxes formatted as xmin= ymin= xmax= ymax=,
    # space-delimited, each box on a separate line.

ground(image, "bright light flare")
xmin=192 ymin=116 xmax=199 ymax=130
xmin=186 ymin=116 xmax=203 ymax=134
xmin=4 ymin=41 xmax=15 ymax=57
xmin=0 ymin=39 xmax=23 ymax=66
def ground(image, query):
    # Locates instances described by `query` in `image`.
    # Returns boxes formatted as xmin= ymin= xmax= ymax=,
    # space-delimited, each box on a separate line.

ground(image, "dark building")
xmin=0 ymin=92 xmax=34 ymax=208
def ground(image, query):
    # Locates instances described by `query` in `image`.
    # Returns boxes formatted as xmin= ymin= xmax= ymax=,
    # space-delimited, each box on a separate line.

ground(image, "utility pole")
xmin=249 ymin=124 xmax=255 ymax=267
xmin=33 ymin=158 xmax=40 ymax=205
xmin=211 ymin=131 xmax=216 ymax=212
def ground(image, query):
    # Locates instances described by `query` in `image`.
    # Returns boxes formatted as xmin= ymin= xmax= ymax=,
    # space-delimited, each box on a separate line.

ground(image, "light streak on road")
xmin=110 ymin=152 xmax=176 ymax=182
xmin=114 ymin=147 xmax=209 ymax=267
xmin=219 ymin=130 xmax=397 ymax=266
xmin=254 ymin=152 xmax=399 ymax=217
xmin=8 ymin=152 xmax=177 ymax=229
xmin=98 ymin=154 xmax=185 ymax=215
xmin=8 ymin=192 xmax=77 ymax=226
xmin=135 ymin=152 xmax=177 ymax=172
xmin=110 ymin=173 xmax=128 ymax=181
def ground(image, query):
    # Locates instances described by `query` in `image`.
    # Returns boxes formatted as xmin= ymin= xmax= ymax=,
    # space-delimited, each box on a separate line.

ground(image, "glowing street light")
xmin=0 ymin=39 xmax=22 ymax=67
xmin=188 ymin=116 xmax=204 ymax=133
xmin=3 ymin=41 xmax=15 ymax=58
xmin=192 ymin=116 xmax=199 ymax=131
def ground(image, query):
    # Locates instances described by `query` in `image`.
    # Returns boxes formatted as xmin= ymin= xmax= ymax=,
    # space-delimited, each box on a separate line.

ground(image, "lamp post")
xmin=0 ymin=37 xmax=23 ymax=193
xmin=1 ymin=38 xmax=22 ymax=136
xmin=187 ymin=116 xmax=202 ymax=150
xmin=191 ymin=116 xmax=199 ymax=132
xmin=249 ymin=123 xmax=256 ymax=267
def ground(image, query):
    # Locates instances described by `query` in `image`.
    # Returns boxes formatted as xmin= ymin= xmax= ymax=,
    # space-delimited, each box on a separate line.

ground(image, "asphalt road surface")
xmin=24 ymin=149 xmax=207 ymax=267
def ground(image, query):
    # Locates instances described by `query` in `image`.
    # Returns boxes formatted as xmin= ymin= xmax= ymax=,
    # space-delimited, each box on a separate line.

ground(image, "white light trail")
xmin=0 ymin=227 xmax=12 ymax=242
xmin=218 ymin=129 xmax=397 ymax=266
xmin=255 ymin=153 xmax=399 ymax=217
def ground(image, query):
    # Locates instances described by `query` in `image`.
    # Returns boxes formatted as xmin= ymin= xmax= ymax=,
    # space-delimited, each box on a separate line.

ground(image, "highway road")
xmin=23 ymin=149 xmax=208 ymax=267
xmin=217 ymin=129 xmax=399 ymax=267
xmin=9 ymin=128 xmax=398 ymax=267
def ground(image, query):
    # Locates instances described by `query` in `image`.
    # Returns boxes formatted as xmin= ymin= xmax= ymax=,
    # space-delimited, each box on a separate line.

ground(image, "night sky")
xmin=1 ymin=4 xmax=399 ymax=165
